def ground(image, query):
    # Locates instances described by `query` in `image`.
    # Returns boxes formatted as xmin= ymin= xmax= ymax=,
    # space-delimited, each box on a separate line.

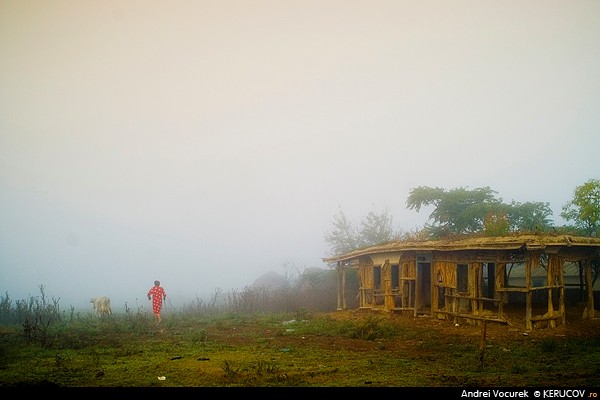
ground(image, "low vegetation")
xmin=1 ymin=287 xmax=599 ymax=387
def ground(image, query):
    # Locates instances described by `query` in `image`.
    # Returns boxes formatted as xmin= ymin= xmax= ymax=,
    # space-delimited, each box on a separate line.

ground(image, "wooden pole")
xmin=478 ymin=319 xmax=487 ymax=371
xmin=336 ymin=264 xmax=343 ymax=311
xmin=585 ymin=259 xmax=595 ymax=319
xmin=547 ymin=255 xmax=555 ymax=328
xmin=526 ymin=256 xmax=533 ymax=331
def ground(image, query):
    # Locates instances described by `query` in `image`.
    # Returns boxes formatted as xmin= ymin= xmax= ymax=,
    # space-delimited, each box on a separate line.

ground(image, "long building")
xmin=323 ymin=234 xmax=600 ymax=330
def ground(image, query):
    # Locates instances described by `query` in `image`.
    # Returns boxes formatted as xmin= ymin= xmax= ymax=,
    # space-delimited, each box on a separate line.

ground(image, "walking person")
xmin=147 ymin=280 xmax=167 ymax=324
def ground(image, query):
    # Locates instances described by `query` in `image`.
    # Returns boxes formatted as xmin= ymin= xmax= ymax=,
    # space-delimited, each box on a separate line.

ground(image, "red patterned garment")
xmin=147 ymin=285 xmax=166 ymax=314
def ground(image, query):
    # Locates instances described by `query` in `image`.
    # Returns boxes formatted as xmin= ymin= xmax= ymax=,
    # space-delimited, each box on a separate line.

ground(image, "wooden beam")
xmin=585 ymin=259 xmax=595 ymax=319
xmin=525 ymin=256 xmax=534 ymax=330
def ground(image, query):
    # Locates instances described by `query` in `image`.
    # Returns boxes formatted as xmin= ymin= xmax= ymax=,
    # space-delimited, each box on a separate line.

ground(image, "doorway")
xmin=415 ymin=253 xmax=432 ymax=312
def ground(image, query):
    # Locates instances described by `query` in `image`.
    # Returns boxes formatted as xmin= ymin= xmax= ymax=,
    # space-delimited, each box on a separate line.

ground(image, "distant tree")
xmin=358 ymin=207 xmax=397 ymax=247
xmin=406 ymin=186 xmax=502 ymax=238
xmin=406 ymin=186 xmax=554 ymax=238
xmin=507 ymin=201 xmax=554 ymax=233
xmin=483 ymin=210 xmax=510 ymax=236
xmin=561 ymin=179 xmax=600 ymax=291
xmin=399 ymin=226 xmax=432 ymax=241
xmin=324 ymin=205 xmax=399 ymax=256
xmin=281 ymin=260 xmax=302 ymax=286
xmin=561 ymin=179 xmax=600 ymax=237
xmin=324 ymin=207 xmax=360 ymax=256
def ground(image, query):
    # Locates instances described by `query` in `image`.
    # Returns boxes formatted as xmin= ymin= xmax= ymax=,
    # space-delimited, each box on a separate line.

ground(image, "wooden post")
xmin=341 ymin=266 xmax=347 ymax=310
xmin=579 ymin=261 xmax=585 ymax=302
xmin=383 ymin=260 xmax=394 ymax=311
xmin=585 ymin=259 xmax=595 ymax=319
xmin=336 ymin=264 xmax=344 ymax=311
xmin=525 ymin=256 xmax=534 ymax=331
xmin=414 ymin=262 xmax=420 ymax=317
xmin=547 ymin=255 xmax=555 ymax=328
xmin=358 ymin=267 xmax=365 ymax=308
xmin=478 ymin=319 xmax=487 ymax=371
xmin=468 ymin=263 xmax=478 ymax=318
xmin=495 ymin=263 xmax=505 ymax=316
xmin=558 ymin=257 xmax=565 ymax=325
xmin=453 ymin=287 xmax=458 ymax=325
xmin=432 ymin=265 xmax=439 ymax=314
xmin=477 ymin=263 xmax=484 ymax=316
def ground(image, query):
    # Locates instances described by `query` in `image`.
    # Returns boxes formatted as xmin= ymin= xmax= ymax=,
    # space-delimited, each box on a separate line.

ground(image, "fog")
xmin=1 ymin=1 xmax=599 ymax=312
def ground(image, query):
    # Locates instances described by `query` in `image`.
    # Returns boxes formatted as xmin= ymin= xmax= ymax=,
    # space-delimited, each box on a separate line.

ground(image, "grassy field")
xmin=1 ymin=302 xmax=600 ymax=388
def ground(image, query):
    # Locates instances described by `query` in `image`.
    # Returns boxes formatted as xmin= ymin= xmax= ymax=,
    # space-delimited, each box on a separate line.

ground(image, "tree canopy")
xmin=324 ymin=206 xmax=398 ymax=256
xmin=325 ymin=180 xmax=597 ymax=256
xmin=405 ymin=186 xmax=554 ymax=238
xmin=561 ymin=178 xmax=600 ymax=237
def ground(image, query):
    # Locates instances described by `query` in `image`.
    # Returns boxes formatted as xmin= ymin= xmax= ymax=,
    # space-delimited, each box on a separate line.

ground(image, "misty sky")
xmin=1 ymin=1 xmax=599 ymax=311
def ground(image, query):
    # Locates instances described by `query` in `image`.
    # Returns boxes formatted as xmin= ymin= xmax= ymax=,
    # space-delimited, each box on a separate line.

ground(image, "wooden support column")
xmin=432 ymin=264 xmax=440 ymax=315
xmin=452 ymin=286 xmax=459 ymax=325
xmin=341 ymin=266 xmax=347 ymax=310
xmin=579 ymin=261 xmax=585 ymax=302
xmin=336 ymin=263 xmax=344 ymax=311
xmin=525 ymin=256 xmax=534 ymax=331
xmin=495 ymin=263 xmax=505 ymax=316
xmin=468 ymin=263 xmax=480 ymax=317
xmin=383 ymin=260 xmax=394 ymax=311
xmin=547 ymin=255 xmax=556 ymax=328
xmin=558 ymin=257 xmax=565 ymax=325
xmin=585 ymin=259 xmax=595 ymax=319
xmin=358 ymin=267 xmax=366 ymax=308
xmin=414 ymin=262 xmax=420 ymax=317
xmin=477 ymin=263 xmax=484 ymax=316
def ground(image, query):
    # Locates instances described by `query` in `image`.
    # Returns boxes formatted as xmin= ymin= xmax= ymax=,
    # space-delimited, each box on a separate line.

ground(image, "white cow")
xmin=90 ymin=296 xmax=112 ymax=317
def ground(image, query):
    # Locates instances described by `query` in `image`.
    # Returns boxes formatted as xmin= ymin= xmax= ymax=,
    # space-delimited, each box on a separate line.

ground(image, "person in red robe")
xmin=147 ymin=280 xmax=167 ymax=323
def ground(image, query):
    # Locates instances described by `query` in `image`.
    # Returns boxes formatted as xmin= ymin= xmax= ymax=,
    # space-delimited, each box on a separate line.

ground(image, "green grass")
xmin=1 ymin=310 xmax=599 ymax=387
xmin=1 ymin=288 xmax=599 ymax=387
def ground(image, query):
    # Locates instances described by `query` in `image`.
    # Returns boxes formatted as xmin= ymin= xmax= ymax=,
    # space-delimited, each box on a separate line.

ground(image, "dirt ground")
xmin=209 ymin=304 xmax=600 ymax=355
xmin=327 ymin=304 xmax=600 ymax=343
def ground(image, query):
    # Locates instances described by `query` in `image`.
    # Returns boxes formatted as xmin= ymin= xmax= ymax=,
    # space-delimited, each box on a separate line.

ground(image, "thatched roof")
xmin=322 ymin=234 xmax=600 ymax=263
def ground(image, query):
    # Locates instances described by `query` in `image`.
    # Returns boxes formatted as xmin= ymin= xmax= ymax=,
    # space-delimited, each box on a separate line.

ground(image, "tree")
xmin=507 ymin=201 xmax=554 ymax=233
xmin=324 ymin=205 xmax=399 ymax=256
xmin=406 ymin=186 xmax=554 ymax=238
xmin=406 ymin=186 xmax=502 ymax=238
xmin=561 ymin=179 xmax=600 ymax=289
xmin=561 ymin=178 xmax=600 ymax=237
xmin=359 ymin=207 xmax=396 ymax=247
xmin=483 ymin=210 xmax=510 ymax=236
xmin=323 ymin=207 xmax=360 ymax=256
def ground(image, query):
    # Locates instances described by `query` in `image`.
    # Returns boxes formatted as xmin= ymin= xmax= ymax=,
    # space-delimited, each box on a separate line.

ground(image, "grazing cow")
xmin=90 ymin=296 xmax=112 ymax=317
